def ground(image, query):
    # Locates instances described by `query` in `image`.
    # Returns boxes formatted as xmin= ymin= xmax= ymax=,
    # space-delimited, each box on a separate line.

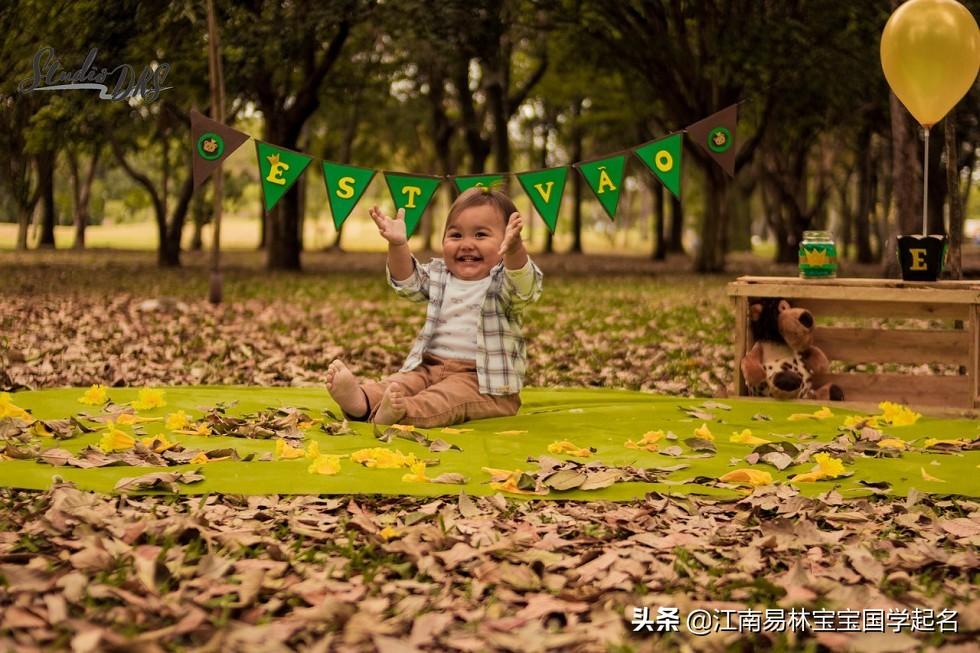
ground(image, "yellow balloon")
xmin=881 ymin=0 xmax=980 ymax=127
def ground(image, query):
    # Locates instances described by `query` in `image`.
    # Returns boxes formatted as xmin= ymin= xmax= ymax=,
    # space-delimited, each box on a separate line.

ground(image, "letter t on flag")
xmin=383 ymin=172 xmax=442 ymax=236
xmin=190 ymin=108 xmax=251 ymax=191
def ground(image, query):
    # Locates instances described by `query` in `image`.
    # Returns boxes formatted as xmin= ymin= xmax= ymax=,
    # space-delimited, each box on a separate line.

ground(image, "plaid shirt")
xmin=387 ymin=256 xmax=543 ymax=395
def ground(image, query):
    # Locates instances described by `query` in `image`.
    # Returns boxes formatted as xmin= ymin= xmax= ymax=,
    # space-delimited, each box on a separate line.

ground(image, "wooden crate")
xmin=727 ymin=276 xmax=980 ymax=409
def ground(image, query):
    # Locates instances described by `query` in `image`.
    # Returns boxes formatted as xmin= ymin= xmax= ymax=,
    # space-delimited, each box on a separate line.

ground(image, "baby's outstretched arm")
xmin=370 ymin=205 xmax=413 ymax=281
xmin=498 ymin=212 xmax=528 ymax=270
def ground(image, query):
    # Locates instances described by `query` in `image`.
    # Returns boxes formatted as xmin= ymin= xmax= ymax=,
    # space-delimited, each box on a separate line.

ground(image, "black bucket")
xmin=897 ymin=234 xmax=947 ymax=282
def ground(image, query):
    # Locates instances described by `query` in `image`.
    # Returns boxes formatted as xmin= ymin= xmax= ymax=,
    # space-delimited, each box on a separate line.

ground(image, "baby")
xmin=326 ymin=187 xmax=543 ymax=427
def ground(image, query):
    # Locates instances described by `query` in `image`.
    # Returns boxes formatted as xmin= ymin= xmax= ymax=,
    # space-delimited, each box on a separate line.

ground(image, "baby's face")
xmin=442 ymin=204 xmax=506 ymax=280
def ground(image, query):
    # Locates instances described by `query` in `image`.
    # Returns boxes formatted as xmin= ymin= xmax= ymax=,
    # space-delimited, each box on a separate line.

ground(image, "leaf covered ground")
xmin=1 ymin=250 xmax=979 ymax=652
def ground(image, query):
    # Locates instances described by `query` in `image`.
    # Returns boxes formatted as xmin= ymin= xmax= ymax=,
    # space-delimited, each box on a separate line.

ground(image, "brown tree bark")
xmin=884 ymin=91 xmax=921 ymax=277
xmin=36 ymin=149 xmax=56 ymax=248
xmin=651 ymin=179 xmax=665 ymax=260
xmin=668 ymin=194 xmax=684 ymax=254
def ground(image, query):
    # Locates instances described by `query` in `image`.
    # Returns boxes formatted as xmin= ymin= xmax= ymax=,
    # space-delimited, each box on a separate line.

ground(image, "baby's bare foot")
xmin=373 ymin=384 xmax=407 ymax=425
xmin=326 ymin=360 xmax=367 ymax=418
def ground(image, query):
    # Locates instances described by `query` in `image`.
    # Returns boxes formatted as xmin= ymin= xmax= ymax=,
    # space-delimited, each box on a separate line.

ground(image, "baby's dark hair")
xmin=445 ymin=186 xmax=516 ymax=232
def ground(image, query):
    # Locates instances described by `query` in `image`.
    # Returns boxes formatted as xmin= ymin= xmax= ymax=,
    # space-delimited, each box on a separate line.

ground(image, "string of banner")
xmin=190 ymin=104 xmax=737 ymax=236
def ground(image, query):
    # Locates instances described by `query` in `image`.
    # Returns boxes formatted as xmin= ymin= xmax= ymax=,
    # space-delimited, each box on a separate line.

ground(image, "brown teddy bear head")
xmin=749 ymin=298 xmax=814 ymax=351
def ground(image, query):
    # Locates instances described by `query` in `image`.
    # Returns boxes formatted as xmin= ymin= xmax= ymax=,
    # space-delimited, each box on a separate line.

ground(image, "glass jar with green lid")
xmin=798 ymin=230 xmax=837 ymax=279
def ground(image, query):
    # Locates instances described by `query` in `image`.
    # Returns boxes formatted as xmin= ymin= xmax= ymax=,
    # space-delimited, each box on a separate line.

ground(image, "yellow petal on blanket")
xmin=719 ymin=468 xmax=773 ymax=487
xmin=115 ymin=413 xmax=160 ymax=425
xmin=31 ymin=422 xmax=52 ymax=438
xmin=275 ymin=439 xmax=304 ymax=460
xmin=131 ymin=388 xmax=167 ymax=411
xmin=98 ymin=421 xmax=135 ymax=453
xmin=308 ymin=454 xmax=342 ymax=475
xmin=496 ymin=430 xmax=528 ymax=436
xmin=843 ymin=414 xmax=880 ymax=430
xmin=441 ymin=427 xmax=474 ymax=434
xmin=920 ymin=467 xmax=946 ymax=483
xmin=389 ymin=424 xmax=416 ymax=432
xmin=481 ymin=466 xmax=524 ymax=482
xmin=401 ymin=461 xmax=429 ymax=483
xmin=0 ymin=393 xmax=33 ymax=422
xmin=306 ymin=441 xmax=321 ymax=459
xmin=877 ymin=438 xmax=908 ymax=450
xmin=140 ymin=434 xmax=178 ymax=453
xmin=694 ymin=423 xmax=715 ymax=441
xmin=789 ymin=471 xmax=824 ymax=483
xmin=165 ymin=410 xmax=190 ymax=431
xmin=78 ymin=384 xmax=108 ymax=406
xmin=351 ymin=447 xmax=417 ymax=469
xmin=788 ymin=406 xmax=833 ymax=421
xmin=729 ymin=429 xmax=770 ymax=446
xmin=877 ymin=401 xmax=921 ymax=426
xmin=189 ymin=451 xmax=209 ymax=465
xmin=813 ymin=453 xmax=846 ymax=478
xmin=490 ymin=478 xmax=549 ymax=496
xmin=922 ymin=438 xmax=968 ymax=449
xmin=547 ymin=440 xmax=593 ymax=457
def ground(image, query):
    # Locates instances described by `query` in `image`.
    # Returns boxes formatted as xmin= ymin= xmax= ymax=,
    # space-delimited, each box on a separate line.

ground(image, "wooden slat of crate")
xmin=818 ymin=373 xmax=970 ymax=407
xmin=731 ymin=276 xmax=980 ymax=294
xmin=791 ymin=298 xmax=969 ymax=321
xmin=814 ymin=327 xmax=969 ymax=365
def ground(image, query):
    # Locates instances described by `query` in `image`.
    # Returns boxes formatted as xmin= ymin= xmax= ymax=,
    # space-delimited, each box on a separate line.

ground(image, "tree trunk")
xmin=258 ymin=197 xmax=266 ymax=249
xmin=668 ymin=194 xmax=684 ymax=253
xmin=70 ymin=148 xmax=100 ymax=250
xmin=695 ymin=166 xmax=728 ymax=272
xmin=945 ymin=110 xmax=962 ymax=280
xmin=36 ymin=150 xmax=56 ymax=248
xmin=16 ymin=203 xmax=33 ymax=250
xmin=191 ymin=190 xmax=206 ymax=251
xmin=162 ymin=173 xmax=194 ymax=267
xmin=651 ymin=179 xmax=665 ymax=260
xmin=854 ymin=127 xmax=874 ymax=263
xmin=884 ymin=91 xmax=921 ymax=277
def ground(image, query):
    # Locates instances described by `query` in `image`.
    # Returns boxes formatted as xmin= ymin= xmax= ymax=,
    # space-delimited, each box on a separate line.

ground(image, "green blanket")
xmin=2 ymin=386 xmax=978 ymax=499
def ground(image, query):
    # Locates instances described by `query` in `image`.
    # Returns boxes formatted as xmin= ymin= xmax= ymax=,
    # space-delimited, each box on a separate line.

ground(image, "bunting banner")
xmin=633 ymin=133 xmax=683 ymax=200
xmin=322 ymin=162 xmax=376 ymax=230
xmin=453 ymin=174 xmax=505 ymax=193
xmin=576 ymin=154 xmax=626 ymax=221
xmin=190 ymin=108 xmax=251 ymax=190
xmin=192 ymin=105 xmax=737 ymax=233
xmin=686 ymin=103 xmax=738 ymax=177
xmin=255 ymin=142 xmax=313 ymax=212
xmin=516 ymin=167 xmax=568 ymax=233
xmin=383 ymin=172 xmax=442 ymax=236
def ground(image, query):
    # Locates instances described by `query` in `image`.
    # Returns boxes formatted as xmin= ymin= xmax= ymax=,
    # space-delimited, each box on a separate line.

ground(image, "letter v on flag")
xmin=633 ymin=133 xmax=683 ymax=200
xmin=255 ymin=142 xmax=313 ymax=212
xmin=383 ymin=172 xmax=442 ymax=236
xmin=516 ymin=167 xmax=568 ymax=233
xmin=322 ymin=162 xmax=375 ymax=229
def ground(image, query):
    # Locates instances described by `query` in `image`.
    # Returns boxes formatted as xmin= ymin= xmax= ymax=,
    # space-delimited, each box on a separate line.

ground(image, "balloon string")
xmin=922 ymin=126 xmax=929 ymax=237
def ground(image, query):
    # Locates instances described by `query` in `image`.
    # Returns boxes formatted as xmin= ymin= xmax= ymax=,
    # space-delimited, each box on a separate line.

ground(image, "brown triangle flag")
xmin=191 ymin=108 xmax=251 ymax=190
xmin=685 ymin=104 xmax=738 ymax=177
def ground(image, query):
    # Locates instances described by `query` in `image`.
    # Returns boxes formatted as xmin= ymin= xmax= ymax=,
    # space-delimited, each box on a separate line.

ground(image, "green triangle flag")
xmin=576 ymin=155 xmax=626 ymax=221
xmin=255 ymin=142 xmax=313 ymax=212
xmin=633 ymin=133 xmax=683 ymax=200
xmin=453 ymin=174 xmax=505 ymax=193
xmin=322 ymin=162 xmax=376 ymax=229
xmin=516 ymin=167 xmax=567 ymax=233
xmin=383 ymin=172 xmax=442 ymax=236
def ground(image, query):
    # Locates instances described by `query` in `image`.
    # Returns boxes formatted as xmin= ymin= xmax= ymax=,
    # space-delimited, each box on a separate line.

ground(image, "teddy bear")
xmin=741 ymin=298 xmax=844 ymax=401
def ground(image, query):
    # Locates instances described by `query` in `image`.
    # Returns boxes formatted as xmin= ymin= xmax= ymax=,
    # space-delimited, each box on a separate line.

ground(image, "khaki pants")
xmin=357 ymin=354 xmax=521 ymax=428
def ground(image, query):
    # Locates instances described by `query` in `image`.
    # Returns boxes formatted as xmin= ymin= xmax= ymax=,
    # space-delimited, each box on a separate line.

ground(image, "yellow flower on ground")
xmin=877 ymin=402 xmax=920 ymax=427
xmin=131 ymin=388 xmax=167 ymax=411
xmin=176 ymin=422 xmax=212 ymax=437
xmin=379 ymin=526 xmax=403 ymax=541
xmin=165 ymin=410 xmax=190 ymax=431
xmin=306 ymin=441 xmax=321 ymax=459
xmin=78 ymin=384 xmax=108 ymax=406
xmin=729 ymin=429 xmax=771 ymax=446
xmin=0 ymin=393 xmax=32 ymax=422
xmin=308 ymin=454 xmax=342 ymax=475
xmin=485 ymin=468 xmax=547 ymax=495
xmin=114 ymin=413 xmax=159 ymax=425
xmin=481 ymin=466 xmax=524 ymax=481
xmin=189 ymin=451 xmax=210 ymax=465
xmin=877 ymin=438 xmax=908 ymax=450
xmin=401 ymin=461 xmax=429 ymax=483
xmin=843 ymin=414 xmax=881 ymax=430
xmin=922 ymin=438 xmax=968 ymax=449
xmin=140 ymin=434 xmax=178 ymax=453
xmin=719 ymin=468 xmax=773 ymax=487
xmin=547 ymin=440 xmax=593 ymax=457
xmin=351 ymin=447 xmax=417 ymax=469
xmin=625 ymin=430 xmax=664 ymax=452
xmin=99 ymin=421 xmax=135 ymax=452
xmin=389 ymin=424 xmax=416 ymax=432
xmin=788 ymin=406 xmax=833 ymax=421
xmin=694 ymin=423 xmax=715 ymax=441
xmin=441 ymin=427 xmax=473 ymax=434
xmin=790 ymin=452 xmax=847 ymax=483
xmin=275 ymin=439 xmax=305 ymax=460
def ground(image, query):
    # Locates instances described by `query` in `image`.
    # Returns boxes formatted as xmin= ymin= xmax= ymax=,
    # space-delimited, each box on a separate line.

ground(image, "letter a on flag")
xmin=516 ymin=167 xmax=567 ymax=233
xmin=255 ymin=142 xmax=313 ymax=212
xmin=576 ymin=154 xmax=626 ymax=221
xmin=686 ymin=104 xmax=738 ymax=177
xmin=322 ymin=162 xmax=375 ymax=229
xmin=383 ymin=172 xmax=442 ymax=236
xmin=191 ymin=108 xmax=251 ymax=190
xmin=633 ymin=133 xmax=683 ymax=200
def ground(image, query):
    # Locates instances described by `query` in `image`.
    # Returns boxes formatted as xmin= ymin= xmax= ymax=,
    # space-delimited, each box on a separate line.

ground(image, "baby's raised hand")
xmin=369 ymin=206 xmax=408 ymax=246
xmin=498 ymin=212 xmax=524 ymax=256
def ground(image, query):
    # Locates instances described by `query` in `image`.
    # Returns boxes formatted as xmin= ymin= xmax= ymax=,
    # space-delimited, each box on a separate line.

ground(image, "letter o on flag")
xmin=655 ymin=150 xmax=673 ymax=173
